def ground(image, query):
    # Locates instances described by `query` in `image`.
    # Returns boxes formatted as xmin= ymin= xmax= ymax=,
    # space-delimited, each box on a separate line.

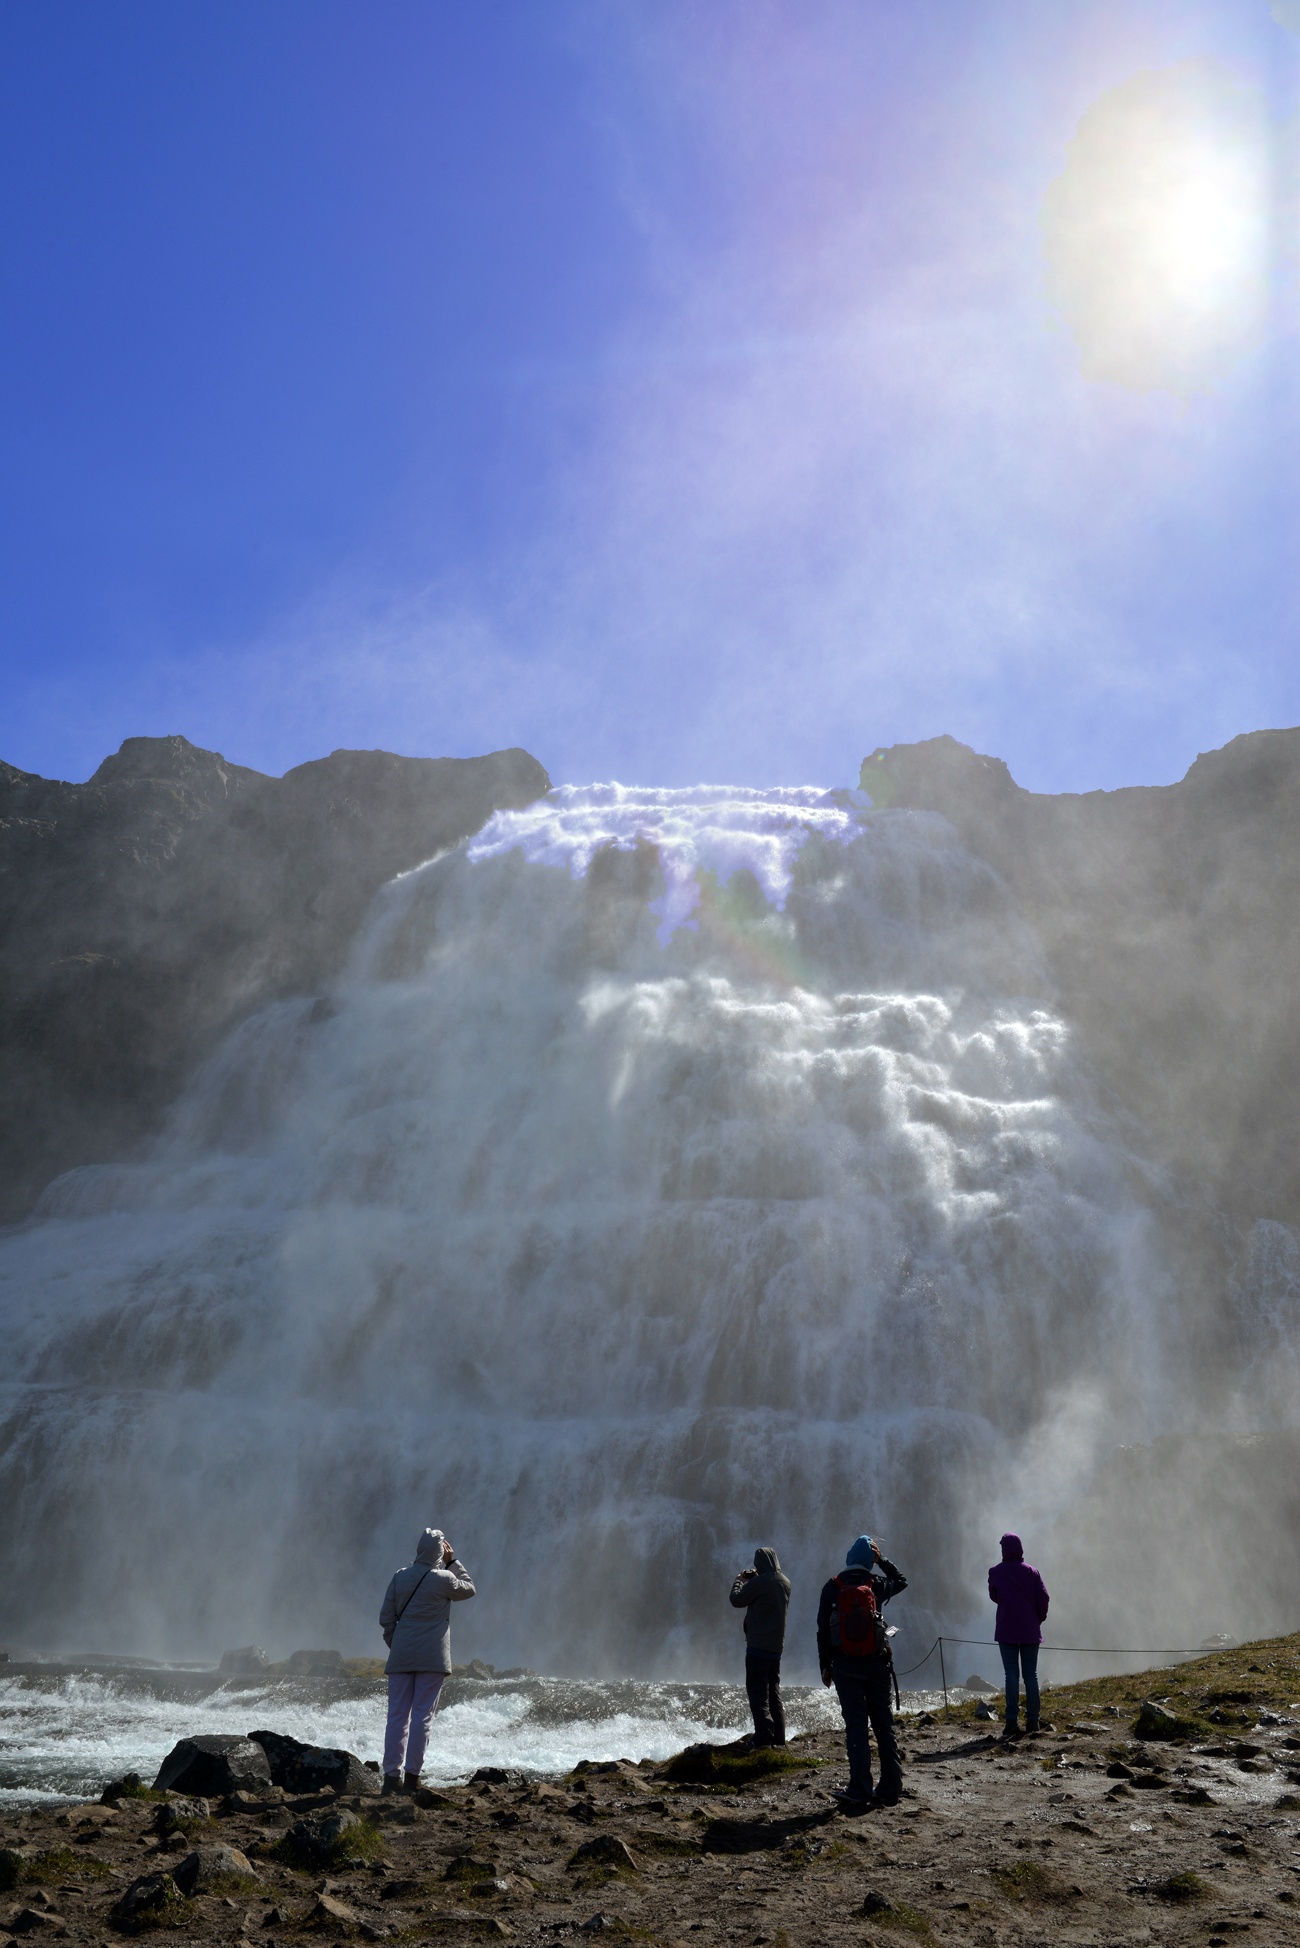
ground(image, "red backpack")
xmin=830 ymin=1573 xmax=884 ymax=1656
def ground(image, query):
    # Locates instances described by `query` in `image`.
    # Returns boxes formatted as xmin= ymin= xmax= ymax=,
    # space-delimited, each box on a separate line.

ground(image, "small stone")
xmin=307 ymin=1893 xmax=359 ymax=1925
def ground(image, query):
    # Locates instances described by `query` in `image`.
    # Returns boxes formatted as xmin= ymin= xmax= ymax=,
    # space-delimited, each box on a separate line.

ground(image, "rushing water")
xmin=0 ymin=1666 xmax=988 ymax=1810
xmin=0 ymin=785 xmax=1177 ymax=1705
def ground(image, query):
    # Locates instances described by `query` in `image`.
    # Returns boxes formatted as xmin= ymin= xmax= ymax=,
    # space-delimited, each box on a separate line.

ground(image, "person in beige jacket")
xmin=379 ymin=1527 xmax=475 ymax=1792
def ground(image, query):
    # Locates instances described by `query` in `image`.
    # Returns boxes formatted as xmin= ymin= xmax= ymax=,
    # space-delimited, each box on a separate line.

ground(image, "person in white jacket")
xmin=378 ymin=1527 xmax=475 ymax=1792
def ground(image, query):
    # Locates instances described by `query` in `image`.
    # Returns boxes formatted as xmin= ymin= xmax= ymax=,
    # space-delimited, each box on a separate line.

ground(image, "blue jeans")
xmin=833 ymin=1660 xmax=901 ymax=1803
xmin=999 ymin=1642 xmax=1039 ymax=1729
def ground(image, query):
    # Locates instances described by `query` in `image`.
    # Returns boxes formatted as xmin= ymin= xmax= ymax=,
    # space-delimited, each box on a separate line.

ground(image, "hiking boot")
xmin=1025 ymin=1721 xmax=1042 ymax=1736
xmin=380 ymin=1773 xmax=403 ymax=1796
xmin=871 ymin=1791 xmax=900 ymax=1808
xmin=1002 ymin=1723 xmax=1023 ymax=1741
xmin=403 ymin=1771 xmax=421 ymax=1793
xmin=832 ymin=1786 xmax=871 ymax=1808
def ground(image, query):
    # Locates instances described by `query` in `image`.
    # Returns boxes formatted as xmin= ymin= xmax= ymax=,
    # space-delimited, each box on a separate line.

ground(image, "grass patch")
xmin=1007 ymin=1628 xmax=1300 ymax=1727
xmin=992 ymin=1860 xmax=1080 ymax=1905
xmin=1151 ymin=1870 xmax=1210 ymax=1903
xmin=862 ymin=1892 xmax=932 ymax=1936
xmin=271 ymin=1816 xmax=385 ymax=1873
xmin=25 ymin=1846 xmax=114 ymax=1884
xmin=1133 ymin=1700 xmax=1213 ymax=1743
xmin=663 ymin=1742 xmax=819 ymax=1787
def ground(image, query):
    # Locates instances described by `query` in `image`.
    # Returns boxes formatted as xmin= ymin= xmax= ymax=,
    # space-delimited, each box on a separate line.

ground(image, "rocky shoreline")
xmin=6 ymin=1636 xmax=1300 ymax=1945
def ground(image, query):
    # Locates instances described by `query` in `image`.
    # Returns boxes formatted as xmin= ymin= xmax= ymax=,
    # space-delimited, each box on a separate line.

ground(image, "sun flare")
xmin=1042 ymin=58 xmax=1280 ymax=397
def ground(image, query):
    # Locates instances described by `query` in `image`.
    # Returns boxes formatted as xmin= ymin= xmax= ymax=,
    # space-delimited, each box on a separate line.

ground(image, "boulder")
xmin=285 ymin=1649 xmax=344 ymax=1674
xmin=249 ymin=1728 xmax=378 ymax=1796
xmin=569 ymin=1836 xmax=639 ymax=1873
xmin=99 ymin=1771 xmax=143 ymax=1804
xmin=9 ymin=1908 xmax=63 ymax=1934
xmin=153 ymin=1735 xmax=273 ymax=1797
xmin=111 ymin=1872 xmax=185 ymax=1923
xmin=172 ymin=1844 xmax=262 ymax=1897
xmin=280 ymin=1809 xmax=361 ymax=1869
xmin=219 ymin=1646 xmax=270 ymax=1675
xmin=155 ymin=1795 xmax=209 ymax=1827
xmin=0 ymin=1848 xmax=27 ymax=1891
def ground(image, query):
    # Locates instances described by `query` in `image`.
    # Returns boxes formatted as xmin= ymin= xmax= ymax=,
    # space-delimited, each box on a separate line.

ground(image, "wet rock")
xmin=172 ymin=1844 xmax=262 ymax=1896
xmin=99 ymin=1772 xmax=143 ymax=1805
xmin=219 ymin=1647 xmax=270 ymax=1675
xmin=249 ymin=1728 xmax=378 ymax=1796
xmin=284 ymin=1649 xmax=344 ymax=1674
xmin=468 ymin=1767 xmax=514 ymax=1786
xmin=154 ymin=1736 xmax=272 ymax=1797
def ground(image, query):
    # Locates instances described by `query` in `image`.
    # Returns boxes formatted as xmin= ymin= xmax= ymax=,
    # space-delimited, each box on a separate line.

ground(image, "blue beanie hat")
xmin=845 ymin=1535 xmax=875 ymax=1569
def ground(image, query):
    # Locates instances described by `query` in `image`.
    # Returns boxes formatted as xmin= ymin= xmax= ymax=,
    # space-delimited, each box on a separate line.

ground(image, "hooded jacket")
xmin=987 ymin=1533 xmax=1049 ymax=1644
xmin=729 ymin=1547 xmax=792 ymax=1657
xmin=380 ymin=1529 xmax=475 ymax=1675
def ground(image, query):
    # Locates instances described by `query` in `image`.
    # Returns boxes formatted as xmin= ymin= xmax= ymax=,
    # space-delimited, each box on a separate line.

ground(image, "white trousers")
xmin=383 ymin=1670 xmax=445 ymax=1777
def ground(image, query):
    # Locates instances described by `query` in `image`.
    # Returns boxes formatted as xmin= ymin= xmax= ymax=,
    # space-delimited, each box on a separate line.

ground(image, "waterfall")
xmin=0 ymin=787 xmax=1175 ymax=1677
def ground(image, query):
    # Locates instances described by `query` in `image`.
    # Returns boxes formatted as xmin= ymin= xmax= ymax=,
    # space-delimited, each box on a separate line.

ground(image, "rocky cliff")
xmin=863 ymin=728 xmax=1300 ymax=1229
xmin=0 ymin=735 xmax=550 ymax=1222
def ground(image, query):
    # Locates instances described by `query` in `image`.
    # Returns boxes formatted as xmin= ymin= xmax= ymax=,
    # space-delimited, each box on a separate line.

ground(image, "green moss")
xmin=1133 ymin=1700 xmax=1213 ymax=1742
xmin=663 ymin=1742 xmax=819 ymax=1787
xmin=862 ymin=1893 xmax=932 ymax=1936
xmin=993 ymin=1860 xmax=1080 ymax=1905
xmin=272 ymin=1816 xmax=385 ymax=1873
xmin=25 ymin=1846 xmax=114 ymax=1884
xmin=1151 ymin=1870 xmax=1210 ymax=1903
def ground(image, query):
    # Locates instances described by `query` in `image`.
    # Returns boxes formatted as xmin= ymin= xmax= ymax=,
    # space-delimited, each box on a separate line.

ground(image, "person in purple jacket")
xmin=988 ymin=1533 xmax=1049 ymax=1738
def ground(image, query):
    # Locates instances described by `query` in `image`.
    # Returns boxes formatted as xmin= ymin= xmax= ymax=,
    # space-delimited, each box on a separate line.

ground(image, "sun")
xmin=1041 ymin=58 xmax=1280 ymax=398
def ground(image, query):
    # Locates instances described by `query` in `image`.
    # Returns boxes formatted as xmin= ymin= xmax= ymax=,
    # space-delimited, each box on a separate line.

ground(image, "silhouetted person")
xmin=379 ymin=1527 xmax=475 ymax=1792
xmin=817 ymin=1533 xmax=907 ymax=1810
xmin=988 ymin=1531 xmax=1049 ymax=1738
xmin=730 ymin=1546 xmax=791 ymax=1747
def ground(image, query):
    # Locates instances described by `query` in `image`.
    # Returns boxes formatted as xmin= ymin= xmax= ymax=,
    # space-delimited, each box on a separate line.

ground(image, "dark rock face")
xmin=0 ymin=734 xmax=550 ymax=1220
xmin=249 ymin=1728 xmax=378 ymax=1796
xmin=152 ymin=1734 xmax=273 ymax=1797
xmin=862 ymin=729 xmax=1300 ymax=1225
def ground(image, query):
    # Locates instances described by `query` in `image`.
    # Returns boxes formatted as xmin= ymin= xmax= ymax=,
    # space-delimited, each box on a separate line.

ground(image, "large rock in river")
xmin=249 ymin=1728 xmax=377 ymax=1795
xmin=153 ymin=1735 xmax=272 ymax=1797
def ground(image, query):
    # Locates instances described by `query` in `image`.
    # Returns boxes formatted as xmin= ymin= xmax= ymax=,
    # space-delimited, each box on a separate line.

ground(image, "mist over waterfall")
xmin=0 ymin=786 xmax=1177 ymax=1677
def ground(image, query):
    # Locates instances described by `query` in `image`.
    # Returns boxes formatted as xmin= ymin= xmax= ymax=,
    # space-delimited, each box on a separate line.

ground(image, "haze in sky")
xmin=2 ymin=0 xmax=1297 ymax=793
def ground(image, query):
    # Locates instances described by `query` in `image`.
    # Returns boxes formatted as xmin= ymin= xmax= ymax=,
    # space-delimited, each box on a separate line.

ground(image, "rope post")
xmin=939 ymin=1635 xmax=950 ymax=1721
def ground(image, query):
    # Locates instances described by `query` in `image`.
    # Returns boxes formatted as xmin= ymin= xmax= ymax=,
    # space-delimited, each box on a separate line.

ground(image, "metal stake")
xmin=939 ymin=1635 xmax=950 ymax=1720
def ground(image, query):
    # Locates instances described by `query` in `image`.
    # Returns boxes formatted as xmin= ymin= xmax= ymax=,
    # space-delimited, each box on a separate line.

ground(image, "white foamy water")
xmin=0 ymin=1670 xmax=854 ymax=1808
xmin=0 ymin=782 xmax=1187 ymax=1751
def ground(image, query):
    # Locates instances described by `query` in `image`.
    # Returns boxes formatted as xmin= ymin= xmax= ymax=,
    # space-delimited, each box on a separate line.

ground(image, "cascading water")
xmin=0 ymin=786 xmax=1174 ymax=1685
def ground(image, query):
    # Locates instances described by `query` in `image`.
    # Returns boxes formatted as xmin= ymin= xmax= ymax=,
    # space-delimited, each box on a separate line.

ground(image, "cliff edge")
xmin=863 ymin=729 xmax=1300 ymax=1226
xmin=0 ymin=735 xmax=551 ymax=1221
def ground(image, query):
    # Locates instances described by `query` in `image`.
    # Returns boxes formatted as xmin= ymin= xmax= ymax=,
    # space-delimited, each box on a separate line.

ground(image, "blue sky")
xmin=2 ymin=0 xmax=1297 ymax=793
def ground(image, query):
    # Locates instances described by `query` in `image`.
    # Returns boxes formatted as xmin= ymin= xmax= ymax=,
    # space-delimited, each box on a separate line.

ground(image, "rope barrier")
xmin=888 ymin=1632 xmax=1222 ymax=1718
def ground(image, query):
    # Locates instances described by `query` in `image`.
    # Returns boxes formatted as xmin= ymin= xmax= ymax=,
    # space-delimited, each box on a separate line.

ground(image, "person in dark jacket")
xmin=730 ymin=1546 xmax=792 ymax=1747
xmin=988 ymin=1532 xmax=1049 ymax=1738
xmin=816 ymin=1534 xmax=907 ymax=1810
